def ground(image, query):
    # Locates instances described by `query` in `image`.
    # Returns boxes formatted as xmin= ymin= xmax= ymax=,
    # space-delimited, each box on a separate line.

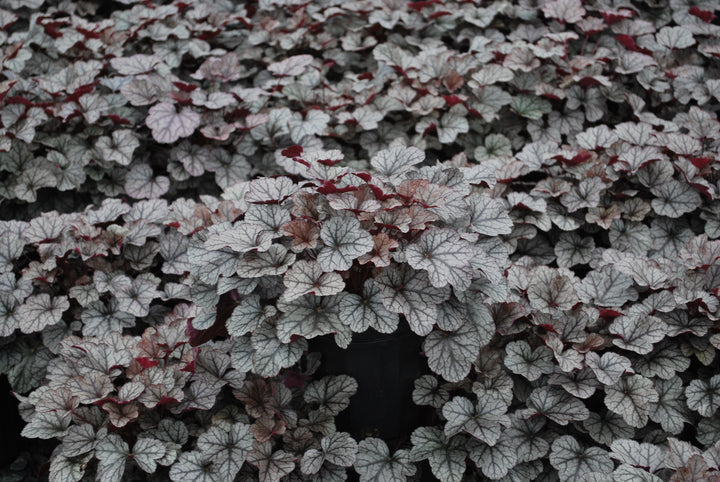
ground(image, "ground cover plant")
xmin=1 ymin=0 xmax=720 ymax=480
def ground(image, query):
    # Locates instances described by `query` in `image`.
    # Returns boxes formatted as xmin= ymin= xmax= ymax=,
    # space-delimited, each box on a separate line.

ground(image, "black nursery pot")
xmin=309 ymin=322 xmax=429 ymax=442
xmin=0 ymin=375 xmax=23 ymax=467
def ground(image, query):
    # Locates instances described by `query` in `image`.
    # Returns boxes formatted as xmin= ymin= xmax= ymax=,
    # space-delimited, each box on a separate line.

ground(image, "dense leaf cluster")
xmin=1 ymin=0 xmax=720 ymax=480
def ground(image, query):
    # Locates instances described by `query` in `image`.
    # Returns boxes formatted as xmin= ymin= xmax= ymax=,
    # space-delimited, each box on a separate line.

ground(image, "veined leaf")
xmin=196 ymin=423 xmax=254 ymax=480
xmin=276 ymin=294 xmax=345 ymax=342
xmin=686 ymin=375 xmax=720 ymax=418
xmin=355 ymin=438 xmax=416 ymax=481
xmin=317 ymin=216 xmax=373 ymax=272
xmin=247 ymin=441 xmax=295 ymax=482
xmin=424 ymin=321 xmax=481 ymax=382
xmin=18 ymin=294 xmax=69 ymax=334
xmin=504 ymin=340 xmax=554 ymax=381
xmin=410 ymin=427 xmax=467 ymax=482
xmin=605 ymin=375 xmax=659 ymax=428
xmin=282 ymin=260 xmax=345 ymax=301
xmin=550 ymin=435 xmax=613 ymax=481
xmin=146 ymin=102 xmax=201 ymax=144
xmin=405 ymin=228 xmax=473 ymax=290
xmin=442 ymin=395 xmax=510 ymax=445
xmin=375 ymin=264 xmax=450 ymax=336
xmin=337 ymin=279 xmax=399 ymax=333
xmin=467 ymin=434 xmax=519 ymax=480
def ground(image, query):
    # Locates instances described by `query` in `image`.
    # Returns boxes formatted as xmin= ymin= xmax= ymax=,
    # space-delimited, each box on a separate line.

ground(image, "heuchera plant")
xmin=2 ymin=0 xmax=720 ymax=480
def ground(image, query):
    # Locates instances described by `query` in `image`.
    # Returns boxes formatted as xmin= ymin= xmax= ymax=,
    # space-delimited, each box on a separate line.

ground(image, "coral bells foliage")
xmin=2 ymin=0 xmax=720 ymax=481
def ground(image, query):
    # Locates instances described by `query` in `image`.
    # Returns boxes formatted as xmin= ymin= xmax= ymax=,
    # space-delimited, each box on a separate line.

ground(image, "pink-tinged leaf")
xmin=617 ymin=145 xmax=663 ymax=173
xmin=527 ymin=266 xmax=578 ymax=313
xmin=328 ymin=185 xmax=381 ymax=213
xmin=280 ymin=219 xmax=320 ymax=252
xmin=110 ymin=54 xmax=162 ymax=75
xmin=357 ymin=233 xmax=399 ymax=268
xmin=200 ymin=122 xmax=235 ymax=141
xmin=25 ymin=211 xmax=70 ymax=243
xmin=267 ymin=55 xmax=314 ymax=77
xmin=120 ymin=77 xmax=163 ymax=106
xmin=192 ymin=53 xmax=244 ymax=82
xmin=405 ymin=228 xmax=473 ymax=291
xmin=146 ymin=102 xmax=201 ymax=144
xmin=397 ymin=180 xmax=461 ymax=221
xmin=689 ymin=6 xmax=716 ymax=23
xmin=66 ymin=372 xmax=114 ymax=404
